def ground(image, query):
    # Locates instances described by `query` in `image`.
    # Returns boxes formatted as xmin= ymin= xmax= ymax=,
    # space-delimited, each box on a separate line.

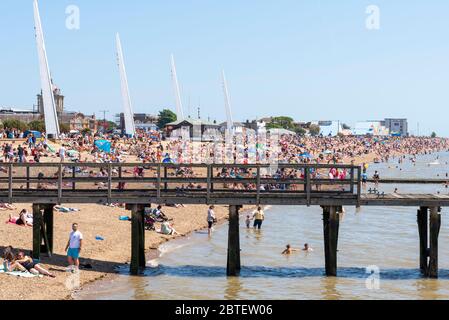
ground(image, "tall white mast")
xmin=222 ymin=70 xmax=234 ymax=138
xmin=116 ymin=33 xmax=136 ymax=136
xmin=33 ymin=0 xmax=60 ymax=138
xmin=170 ymin=54 xmax=184 ymax=120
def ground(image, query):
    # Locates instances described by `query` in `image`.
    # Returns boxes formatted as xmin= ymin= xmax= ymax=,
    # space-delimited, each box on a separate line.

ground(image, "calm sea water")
xmin=76 ymin=152 xmax=449 ymax=300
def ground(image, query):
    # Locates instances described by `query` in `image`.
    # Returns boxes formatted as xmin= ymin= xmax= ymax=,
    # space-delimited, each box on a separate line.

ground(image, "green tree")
xmin=59 ymin=122 xmax=70 ymax=133
xmin=157 ymin=109 xmax=177 ymax=128
xmin=81 ymin=128 xmax=91 ymax=135
xmin=28 ymin=120 xmax=46 ymax=132
xmin=342 ymin=123 xmax=351 ymax=130
xmin=266 ymin=116 xmax=295 ymax=130
xmin=294 ymin=126 xmax=306 ymax=136
xmin=309 ymin=124 xmax=321 ymax=136
xmin=431 ymin=132 xmax=437 ymax=138
xmin=107 ymin=121 xmax=117 ymax=130
xmin=2 ymin=119 xmax=28 ymax=131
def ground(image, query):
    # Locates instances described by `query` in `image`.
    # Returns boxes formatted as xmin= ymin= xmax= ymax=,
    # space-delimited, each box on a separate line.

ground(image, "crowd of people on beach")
xmin=1 ymin=125 xmax=449 ymax=283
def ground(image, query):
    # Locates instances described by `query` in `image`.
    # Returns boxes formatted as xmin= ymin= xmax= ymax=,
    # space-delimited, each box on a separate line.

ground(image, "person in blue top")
xmin=362 ymin=172 xmax=368 ymax=186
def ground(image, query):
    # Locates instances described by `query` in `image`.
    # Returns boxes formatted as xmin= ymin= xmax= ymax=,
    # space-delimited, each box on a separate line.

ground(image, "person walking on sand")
xmin=65 ymin=223 xmax=83 ymax=273
xmin=207 ymin=205 xmax=216 ymax=236
xmin=59 ymin=145 xmax=66 ymax=162
xmin=253 ymin=206 xmax=265 ymax=230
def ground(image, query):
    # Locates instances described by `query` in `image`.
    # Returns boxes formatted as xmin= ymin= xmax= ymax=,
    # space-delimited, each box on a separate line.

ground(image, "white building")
xmin=353 ymin=121 xmax=389 ymax=136
xmin=311 ymin=121 xmax=342 ymax=137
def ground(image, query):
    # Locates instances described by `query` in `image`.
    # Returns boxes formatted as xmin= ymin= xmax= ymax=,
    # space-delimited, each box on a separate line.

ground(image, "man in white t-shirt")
xmin=65 ymin=223 xmax=83 ymax=272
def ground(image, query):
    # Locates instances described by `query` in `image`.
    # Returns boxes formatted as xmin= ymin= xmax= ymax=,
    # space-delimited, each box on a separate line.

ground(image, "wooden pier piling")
xmin=429 ymin=207 xmax=441 ymax=278
xmin=417 ymin=207 xmax=429 ymax=275
xmin=32 ymin=204 xmax=42 ymax=260
xmin=128 ymin=204 xmax=146 ymax=275
xmin=417 ymin=206 xmax=441 ymax=278
xmin=323 ymin=206 xmax=340 ymax=277
xmin=32 ymin=204 xmax=55 ymax=260
xmin=227 ymin=205 xmax=241 ymax=276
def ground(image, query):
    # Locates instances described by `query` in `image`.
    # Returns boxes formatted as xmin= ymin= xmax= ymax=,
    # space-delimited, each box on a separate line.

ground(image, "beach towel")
xmin=0 ymin=265 xmax=42 ymax=278
xmin=4 ymin=220 xmax=26 ymax=227
xmin=55 ymin=206 xmax=80 ymax=213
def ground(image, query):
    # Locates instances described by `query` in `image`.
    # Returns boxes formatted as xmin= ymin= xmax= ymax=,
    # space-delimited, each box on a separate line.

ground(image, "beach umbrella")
xmin=324 ymin=150 xmax=333 ymax=155
xmin=299 ymin=152 xmax=312 ymax=158
xmin=94 ymin=140 xmax=112 ymax=153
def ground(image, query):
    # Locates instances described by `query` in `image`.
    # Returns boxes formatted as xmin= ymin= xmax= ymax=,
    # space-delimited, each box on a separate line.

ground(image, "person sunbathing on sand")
xmin=9 ymin=209 xmax=33 ymax=226
xmin=2 ymin=247 xmax=27 ymax=273
xmin=0 ymin=203 xmax=16 ymax=211
xmin=14 ymin=251 xmax=55 ymax=278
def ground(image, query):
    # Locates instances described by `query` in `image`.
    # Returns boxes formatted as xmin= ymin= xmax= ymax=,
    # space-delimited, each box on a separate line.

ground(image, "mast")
xmin=170 ymin=54 xmax=184 ymax=120
xmin=115 ymin=33 xmax=136 ymax=137
xmin=33 ymin=0 xmax=60 ymax=138
xmin=222 ymin=70 xmax=234 ymax=138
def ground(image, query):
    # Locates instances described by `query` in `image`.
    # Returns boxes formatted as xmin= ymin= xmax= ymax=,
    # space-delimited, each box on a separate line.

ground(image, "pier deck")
xmin=0 ymin=162 xmax=445 ymax=278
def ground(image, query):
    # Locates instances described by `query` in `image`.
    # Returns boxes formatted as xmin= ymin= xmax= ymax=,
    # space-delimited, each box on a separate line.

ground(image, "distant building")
xmin=218 ymin=121 xmax=245 ymax=134
xmin=0 ymin=107 xmax=40 ymax=123
xmin=383 ymin=118 xmax=408 ymax=136
xmin=165 ymin=118 xmax=220 ymax=141
xmin=353 ymin=121 xmax=389 ymax=136
xmin=68 ymin=113 xmax=97 ymax=132
xmin=312 ymin=121 xmax=342 ymax=137
xmin=135 ymin=123 xmax=158 ymax=132
xmin=37 ymin=86 xmax=64 ymax=117
xmin=115 ymin=113 xmax=159 ymax=130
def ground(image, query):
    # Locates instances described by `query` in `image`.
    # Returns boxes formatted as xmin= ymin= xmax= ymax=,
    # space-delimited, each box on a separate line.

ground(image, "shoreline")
xmin=70 ymin=206 xmax=257 ymax=300
xmin=70 ymin=151 xmax=448 ymax=300
xmin=1 ymin=146 xmax=447 ymax=300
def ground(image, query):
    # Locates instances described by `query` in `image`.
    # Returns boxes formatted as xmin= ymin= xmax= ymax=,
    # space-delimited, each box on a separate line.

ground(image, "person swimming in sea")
xmin=282 ymin=244 xmax=300 ymax=255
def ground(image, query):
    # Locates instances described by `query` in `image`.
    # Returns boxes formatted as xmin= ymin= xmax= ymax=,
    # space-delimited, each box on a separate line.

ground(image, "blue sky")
xmin=1 ymin=0 xmax=449 ymax=136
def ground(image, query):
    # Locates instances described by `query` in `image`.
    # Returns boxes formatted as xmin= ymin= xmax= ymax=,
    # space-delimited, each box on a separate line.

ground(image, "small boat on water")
xmin=429 ymin=160 xmax=440 ymax=165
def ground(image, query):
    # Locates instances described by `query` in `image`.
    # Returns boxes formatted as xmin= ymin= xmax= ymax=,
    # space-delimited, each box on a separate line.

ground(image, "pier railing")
xmin=0 ymin=163 xmax=362 ymax=205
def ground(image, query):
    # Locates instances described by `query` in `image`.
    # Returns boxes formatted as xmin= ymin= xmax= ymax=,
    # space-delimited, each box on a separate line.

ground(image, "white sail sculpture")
xmin=33 ymin=0 xmax=60 ymax=138
xmin=116 ymin=33 xmax=136 ymax=137
xmin=170 ymin=54 xmax=185 ymax=120
xmin=222 ymin=70 xmax=234 ymax=138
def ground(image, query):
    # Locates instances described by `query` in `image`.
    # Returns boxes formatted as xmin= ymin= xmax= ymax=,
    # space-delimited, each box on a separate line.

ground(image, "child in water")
xmin=245 ymin=215 xmax=253 ymax=229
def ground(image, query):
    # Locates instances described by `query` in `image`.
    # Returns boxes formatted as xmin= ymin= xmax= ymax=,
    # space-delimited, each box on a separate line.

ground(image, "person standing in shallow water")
xmin=253 ymin=207 xmax=265 ymax=230
xmin=207 ymin=206 xmax=216 ymax=236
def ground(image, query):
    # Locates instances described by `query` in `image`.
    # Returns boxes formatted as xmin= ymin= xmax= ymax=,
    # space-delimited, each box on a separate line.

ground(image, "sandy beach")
xmin=0 ymin=202 xmax=235 ymax=300
xmin=0 ymin=137 xmax=446 ymax=300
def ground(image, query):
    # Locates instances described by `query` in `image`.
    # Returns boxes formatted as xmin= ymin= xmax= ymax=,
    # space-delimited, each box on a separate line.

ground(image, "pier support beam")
xmin=417 ymin=207 xmax=429 ymax=275
xmin=32 ymin=204 xmax=55 ymax=260
xmin=227 ymin=205 xmax=241 ymax=276
xmin=127 ymin=204 xmax=146 ymax=275
xmin=323 ymin=206 xmax=340 ymax=277
xmin=417 ymin=206 xmax=441 ymax=278
xmin=429 ymin=207 xmax=441 ymax=278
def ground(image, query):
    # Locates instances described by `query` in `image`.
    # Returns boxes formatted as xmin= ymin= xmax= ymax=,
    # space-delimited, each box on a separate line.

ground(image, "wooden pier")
xmin=0 ymin=162 xmax=445 ymax=278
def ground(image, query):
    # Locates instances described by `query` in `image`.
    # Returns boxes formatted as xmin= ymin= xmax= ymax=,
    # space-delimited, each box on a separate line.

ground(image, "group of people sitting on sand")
xmin=2 ymin=246 xmax=55 ymax=277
